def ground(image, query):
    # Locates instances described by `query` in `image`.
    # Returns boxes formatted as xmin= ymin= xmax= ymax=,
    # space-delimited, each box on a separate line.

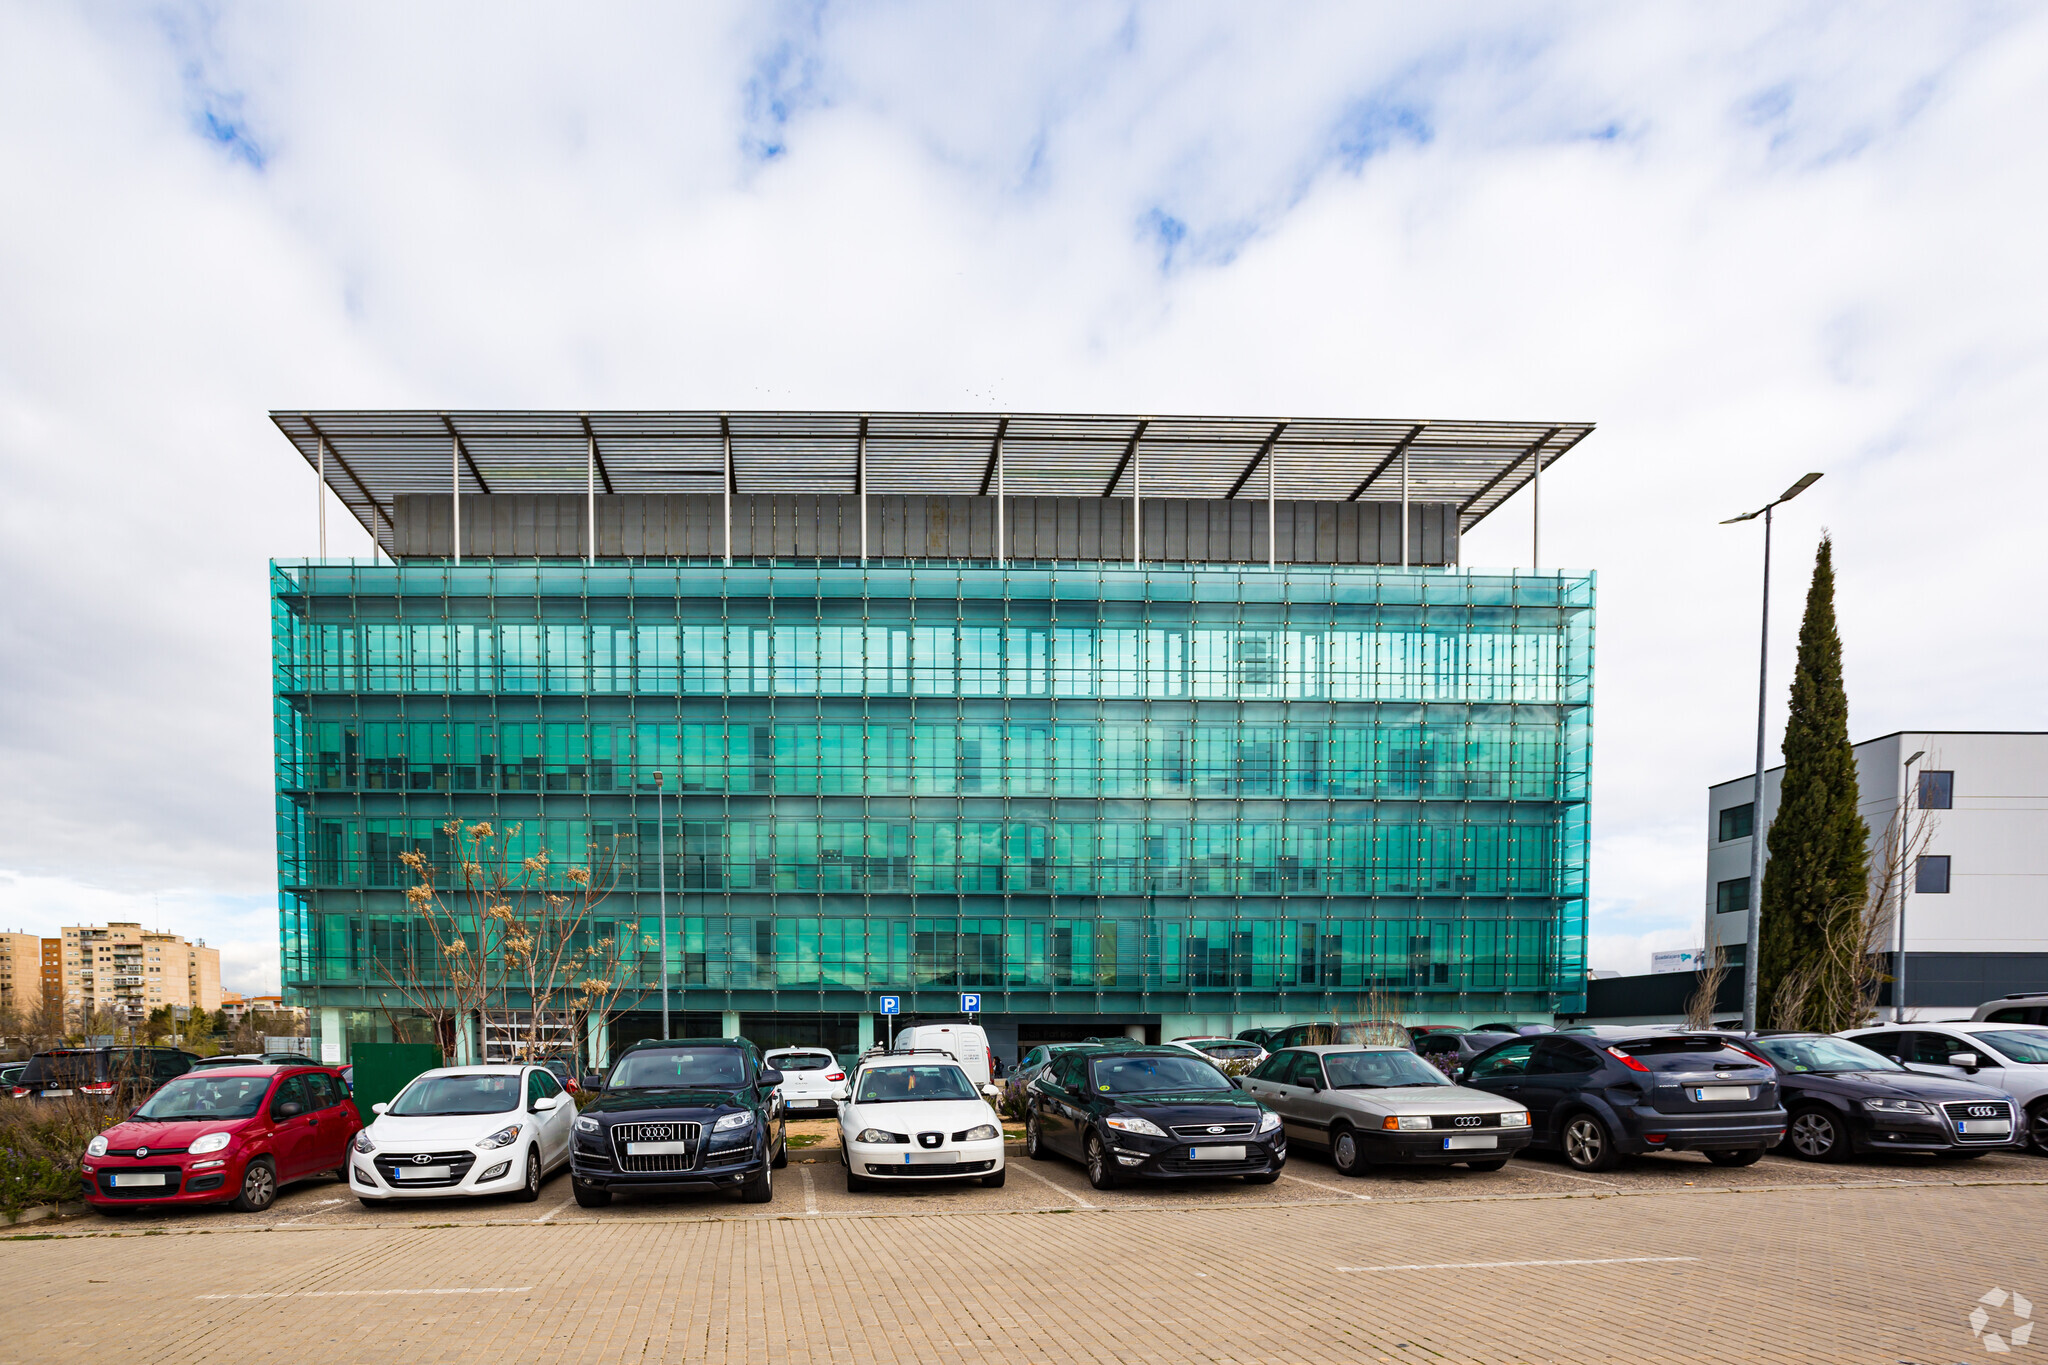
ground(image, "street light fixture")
xmin=1895 ymin=749 xmax=1925 ymax=1022
xmin=1722 ymin=472 xmax=1824 ymax=1033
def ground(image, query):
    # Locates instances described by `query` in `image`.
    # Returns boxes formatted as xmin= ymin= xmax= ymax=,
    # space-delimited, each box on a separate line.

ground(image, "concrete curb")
xmin=4 ymin=1200 xmax=88 ymax=1227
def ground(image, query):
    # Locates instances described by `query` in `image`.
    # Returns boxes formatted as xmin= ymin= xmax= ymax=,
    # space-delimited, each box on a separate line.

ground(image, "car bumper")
xmin=1849 ymin=1112 xmax=2022 ymax=1154
xmin=1621 ymin=1106 xmax=1789 ymax=1153
xmin=571 ymin=1142 xmax=765 ymax=1194
xmin=351 ymin=1148 xmax=528 ymax=1199
xmin=1362 ymin=1128 xmax=1535 ymax=1164
xmin=1104 ymin=1133 xmax=1287 ymax=1179
xmin=81 ymin=1156 xmax=243 ymax=1208
xmin=846 ymin=1137 xmax=1004 ymax=1179
xmin=779 ymin=1096 xmax=839 ymax=1115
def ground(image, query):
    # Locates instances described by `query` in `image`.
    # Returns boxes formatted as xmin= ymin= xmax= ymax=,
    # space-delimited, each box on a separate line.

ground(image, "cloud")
xmin=1 ymin=2 xmax=2043 ymax=988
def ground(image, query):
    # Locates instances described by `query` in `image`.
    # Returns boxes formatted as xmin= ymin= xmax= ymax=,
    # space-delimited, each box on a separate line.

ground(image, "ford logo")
xmin=135 ymin=1147 xmax=148 ymax=1158
xmin=1206 ymin=1125 xmax=1225 ymax=1134
xmin=412 ymin=1153 xmax=432 ymax=1165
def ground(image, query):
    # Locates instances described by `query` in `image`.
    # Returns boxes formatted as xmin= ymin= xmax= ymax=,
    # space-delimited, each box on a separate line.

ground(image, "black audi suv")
xmin=1023 ymin=1043 xmax=1284 ymax=1189
xmin=571 ymin=1038 xmax=787 ymax=1206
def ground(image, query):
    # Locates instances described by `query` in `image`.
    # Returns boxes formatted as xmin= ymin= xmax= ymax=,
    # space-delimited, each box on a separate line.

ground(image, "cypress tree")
xmin=1757 ymin=536 xmax=1870 ymax=1023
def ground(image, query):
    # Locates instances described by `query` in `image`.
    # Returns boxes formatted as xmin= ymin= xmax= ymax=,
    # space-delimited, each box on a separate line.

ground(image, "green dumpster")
xmin=349 ymin=1043 xmax=445 ymax=1117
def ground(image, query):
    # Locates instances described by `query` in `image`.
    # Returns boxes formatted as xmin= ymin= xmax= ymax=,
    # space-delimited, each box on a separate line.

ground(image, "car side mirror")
xmin=980 ymin=1084 xmax=1003 ymax=1101
xmin=1948 ymin=1052 xmax=1980 ymax=1071
xmin=1454 ymin=1067 xmax=1469 ymax=1081
xmin=533 ymin=1095 xmax=560 ymax=1111
xmin=278 ymin=1101 xmax=304 ymax=1118
xmin=831 ymin=1087 xmax=850 ymax=1103
xmin=759 ymin=1068 xmax=785 ymax=1088
xmin=371 ymin=1101 xmax=389 ymax=1115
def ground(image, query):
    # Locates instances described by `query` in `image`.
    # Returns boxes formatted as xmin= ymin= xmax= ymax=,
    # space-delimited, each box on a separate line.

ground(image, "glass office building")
xmin=271 ymin=411 xmax=1593 ymax=1063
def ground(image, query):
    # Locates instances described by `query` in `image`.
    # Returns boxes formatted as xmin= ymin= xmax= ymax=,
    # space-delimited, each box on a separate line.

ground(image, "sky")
xmin=1 ymin=3 xmax=2043 ymax=997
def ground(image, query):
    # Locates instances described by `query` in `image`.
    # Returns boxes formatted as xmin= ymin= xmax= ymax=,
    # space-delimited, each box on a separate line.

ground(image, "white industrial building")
xmin=1705 ymin=731 xmax=2048 ymax=1018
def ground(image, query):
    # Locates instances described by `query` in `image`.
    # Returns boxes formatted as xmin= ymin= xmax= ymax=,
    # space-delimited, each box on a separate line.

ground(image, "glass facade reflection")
xmin=273 ymin=560 xmax=1592 ymax=1032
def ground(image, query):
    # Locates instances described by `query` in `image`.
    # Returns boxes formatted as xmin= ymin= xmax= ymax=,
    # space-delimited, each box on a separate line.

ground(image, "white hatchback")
xmin=765 ymin=1048 xmax=847 ymax=1115
xmin=837 ymin=1056 xmax=1006 ymax=1192
xmin=350 ymin=1064 xmax=575 ymax=1206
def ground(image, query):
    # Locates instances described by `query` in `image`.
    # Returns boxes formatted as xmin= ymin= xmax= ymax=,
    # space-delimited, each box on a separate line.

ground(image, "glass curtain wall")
xmin=273 ymin=561 xmax=1593 ymax=1017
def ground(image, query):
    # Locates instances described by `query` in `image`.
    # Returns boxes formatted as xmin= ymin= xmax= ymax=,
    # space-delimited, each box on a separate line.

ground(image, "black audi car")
xmin=1728 ymin=1031 xmax=2022 ymax=1162
xmin=1023 ymin=1043 xmax=1284 ymax=1189
xmin=570 ymin=1038 xmax=787 ymax=1206
xmin=1458 ymin=1029 xmax=1786 ymax=1171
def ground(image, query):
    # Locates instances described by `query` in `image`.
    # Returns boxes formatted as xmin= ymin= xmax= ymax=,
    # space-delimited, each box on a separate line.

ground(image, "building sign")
xmin=1651 ymin=949 xmax=1705 ymax=975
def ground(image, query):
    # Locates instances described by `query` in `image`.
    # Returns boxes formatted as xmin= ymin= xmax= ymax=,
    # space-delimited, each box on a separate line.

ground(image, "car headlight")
xmin=352 ymin=1130 xmax=377 ymax=1153
xmin=1861 ymin=1098 xmax=1931 ymax=1113
xmin=1383 ymin=1115 xmax=1433 ymax=1131
xmin=1499 ymin=1111 xmax=1531 ymax=1129
xmin=855 ymin=1128 xmax=907 ymax=1144
xmin=190 ymin=1131 xmax=232 ymax=1155
xmin=477 ymin=1124 xmax=523 ymax=1149
xmin=958 ymin=1123 xmax=1001 ymax=1142
xmin=1104 ymin=1115 xmax=1167 ymax=1138
xmin=86 ymin=1135 xmax=108 ymax=1158
xmin=1258 ymin=1110 xmax=1283 ymax=1133
xmin=574 ymin=1115 xmax=599 ymax=1134
xmin=712 ymin=1110 xmax=754 ymax=1133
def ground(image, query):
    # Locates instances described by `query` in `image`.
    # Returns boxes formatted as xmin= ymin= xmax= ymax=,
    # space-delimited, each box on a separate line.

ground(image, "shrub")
xmin=0 ymin=1096 xmax=117 ymax=1221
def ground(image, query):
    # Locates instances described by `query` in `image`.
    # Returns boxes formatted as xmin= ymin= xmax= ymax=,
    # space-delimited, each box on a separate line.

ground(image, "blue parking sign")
xmin=961 ymin=993 xmax=981 ymax=1014
xmin=878 ymin=995 xmax=901 ymax=1015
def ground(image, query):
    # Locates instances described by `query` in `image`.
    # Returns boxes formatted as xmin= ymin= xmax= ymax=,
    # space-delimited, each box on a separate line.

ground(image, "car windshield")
xmin=20 ymin=1052 xmax=102 ymax=1086
xmin=1972 ymin=1029 xmax=2048 ymax=1065
xmin=1323 ymin=1050 xmax=1452 ymax=1089
xmin=1753 ymin=1036 xmax=1902 ymax=1073
xmin=607 ymin=1049 xmax=749 ymax=1091
xmin=388 ymin=1074 xmax=522 ymax=1116
xmin=1089 ymin=1055 xmax=1229 ymax=1095
xmin=772 ymin=1053 xmax=835 ymax=1072
xmin=133 ymin=1074 xmax=271 ymax=1120
xmin=191 ymin=1057 xmax=256 ymax=1070
xmin=856 ymin=1065 xmax=976 ymax=1103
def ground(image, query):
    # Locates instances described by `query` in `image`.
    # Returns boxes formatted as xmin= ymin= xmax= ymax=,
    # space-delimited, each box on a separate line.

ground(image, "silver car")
xmin=1239 ymin=1045 xmax=1533 ymax=1175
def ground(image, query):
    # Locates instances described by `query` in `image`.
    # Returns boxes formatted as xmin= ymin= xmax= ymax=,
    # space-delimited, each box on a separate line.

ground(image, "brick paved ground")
xmin=6 ymin=1146 xmax=2043 ymax=1363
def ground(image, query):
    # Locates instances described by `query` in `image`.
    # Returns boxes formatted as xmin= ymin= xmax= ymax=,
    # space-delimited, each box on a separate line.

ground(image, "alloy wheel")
xmin=1087 ymin=1137 xmax=1104 ymax=1183
xmin=1564 ymin=1117 xmax=1605 ymax=1169
xmin=527 ymin=1152 xmax=540 ymax=1195
xmin=238 ymin=1162 xmax=276 ymax=1211
xmin=1790 ymin=1111 xmax=1837 ymax=1159
xmin=1026 ymin=1114 xmax=1043 ymax=1158
xmin=1333 ymin=1131 xmax=1360 ymax=1175
xmin=2029 ymin=1102 xmax=2048 ymax=1157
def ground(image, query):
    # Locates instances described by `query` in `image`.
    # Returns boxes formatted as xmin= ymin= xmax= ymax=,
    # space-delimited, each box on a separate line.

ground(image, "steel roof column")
xmin=995 ymin=421 xmax=1006 ymax=565
xmin=1132 ymin=435 xmax=1142 ymax=569
xmin=1267 ymin=436 xmax=1277 ymax=570
xmin=1400 ymin=439 xmax=1409 ymax=568
xmin=585 ymin=426 xmax=596 ymax=565
xmin=451 ymin=434 xmax=461 ymax=565
xmin=1533 ymin=439 xmax=1541 ymax=572
xmin=858 ymin=414 xmax=869 ymax=563
xmin=317 ymin=436 xmax=327 ymax=560
xmin=722 ymin=414 xmax=732 ymax=567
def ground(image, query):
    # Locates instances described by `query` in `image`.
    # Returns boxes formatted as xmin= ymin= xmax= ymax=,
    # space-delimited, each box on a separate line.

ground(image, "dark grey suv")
xmin=570 ymin=1038 xmax=787 ymax=1206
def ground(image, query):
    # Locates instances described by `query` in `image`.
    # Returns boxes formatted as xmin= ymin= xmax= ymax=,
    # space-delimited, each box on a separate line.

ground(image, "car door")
xmin=266 ymin=1075 xmax=316 ymax=1181
xmin=1903 ymin=1030 xmax=2005 ymax=1089
xmin=1039 ymin=1054 xmax=1088 ymax=1155
xmin=1462 ymin=1041 xmax=1537 ymax=1114
xmin=302 ymin=1071 xmax=353 ymax=1173
xmin=1852 ymin=1030 xmax=1909 ymax=1065
xmin=529 ymin=1068 xmax=570 ymax=1166
xmin=1521 ymin=1038 xmax=1598 ymax=1142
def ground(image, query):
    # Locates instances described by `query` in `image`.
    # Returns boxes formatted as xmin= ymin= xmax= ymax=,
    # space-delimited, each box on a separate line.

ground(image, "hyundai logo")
xmin=1969 ymin=1106 xmax=1999 ymax=1117
xmin=412 ymin=1153 xmax=432 ymax=1165
xmin=1206 ymin=1125 xmax=1226 ymax=1134
xmin=1455 ymin=1116 xmax=1482 ymax=1128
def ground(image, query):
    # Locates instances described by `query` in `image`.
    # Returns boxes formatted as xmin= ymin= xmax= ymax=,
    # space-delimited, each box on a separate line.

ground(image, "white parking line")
xmin=1277 ymin=1171 xmax=1372 ymax=1201
xmin=1538 ymin=1167 xmax=1622 ymax=1187
xmin=1007 ymin=1160 xmax=1096 ymax=1209
xmin=800 ymin=1164 xmax=819 ymax=1216
xmin=1337 ymin=1257 xmax=1699 ymax=1272
xmin=277 ymin=1199 xmax=346 ymax=1226
xmin=199 ymin=1287 xmax=534 ymax=1299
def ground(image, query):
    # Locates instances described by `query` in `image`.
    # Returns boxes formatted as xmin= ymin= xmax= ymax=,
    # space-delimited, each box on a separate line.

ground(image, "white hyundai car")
xmin=765 ymin=1047 xmax=847 ymax=1115
xmin=350 ymin=1064 xmax=575 ymax=1206
xmin=837 ymin=1054 xmax=1006 ymax=1192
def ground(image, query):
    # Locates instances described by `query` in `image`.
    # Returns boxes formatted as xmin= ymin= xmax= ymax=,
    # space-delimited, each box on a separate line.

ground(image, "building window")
xmin=1915 ymin=855 xmax=1951 ymax=895
xmin=1917 ymin=770 xmax=1953 ymax=810
xmin=1717 ymin=804 xmax=1754 ymax=842
xmin=1716 ymin=877 xmax=1751 ymax=914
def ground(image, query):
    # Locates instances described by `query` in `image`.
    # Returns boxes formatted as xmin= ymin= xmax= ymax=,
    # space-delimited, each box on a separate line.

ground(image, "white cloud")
xmin=2 ymin=3 xmax=2042 ymax=984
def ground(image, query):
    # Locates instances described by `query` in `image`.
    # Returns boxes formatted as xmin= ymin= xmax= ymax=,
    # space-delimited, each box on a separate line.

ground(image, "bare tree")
xmin=1685 ymin=947 xmax=1731 ymax=1031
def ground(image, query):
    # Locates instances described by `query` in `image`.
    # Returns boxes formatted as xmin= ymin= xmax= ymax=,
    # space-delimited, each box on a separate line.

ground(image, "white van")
xmin=891 ymin=1024 xmax=992 ymax=1086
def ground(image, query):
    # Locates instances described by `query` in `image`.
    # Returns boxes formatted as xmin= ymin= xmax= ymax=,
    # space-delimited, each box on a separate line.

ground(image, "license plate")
xmin=1958 ymin=1121 xmax=2010 ymax=1136
xmin=394 ymin=1165 xmax=452 ymax=1180
xmin=902 ymin=1151 xmax=960 ymax=1165
xmin=44 ymin=1089 xmax=74 ymax=1098
xmin=1191 ymin=1145 xmax=1248 ymax=1161
xmin=110 ymin=1172 xmax=167 ymax=1187
xmin=626 ymin=1141 xmax=691 ymax=1156
xmin=1694 ymin=1086 xmax=1751 ymax=1102
xmin=1443 ymin=1134 xmax=1498 ymax=1151
xmin=788 ymin=1099 xmax=818 ymax=1108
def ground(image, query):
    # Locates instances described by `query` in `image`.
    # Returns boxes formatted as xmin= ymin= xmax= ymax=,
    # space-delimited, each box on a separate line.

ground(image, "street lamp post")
xmin=1721 ymin=472 xmax=1823 ymax=1034
xmin=655 ymin=771 xmax=671 ymax=1039
xmin=1895 ymin=749 xmax=1925 ymax=1023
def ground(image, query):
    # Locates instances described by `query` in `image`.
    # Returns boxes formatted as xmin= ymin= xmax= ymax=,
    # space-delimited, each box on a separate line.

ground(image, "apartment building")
xmin=58 ymin=923 xmax=224 ymax=1023
xmin=0 ymin=932 xmax=43 ymax=1016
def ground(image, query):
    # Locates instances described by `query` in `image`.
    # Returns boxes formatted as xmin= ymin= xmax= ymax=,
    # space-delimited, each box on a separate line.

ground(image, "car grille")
xmin=610 ymin=1121 xmax=702 ymax=1173
xmin=95 ymin=1167 xmax=184 ymax=1199
xmin=863 ymin=1160 xmax=996 ymax=1177
xmin=1168 ymin=1122 xmax=1256 ymax=1138
xmin=1429 ymin=1114 xmax=1501 ymax=1130
xmin=1943 ymin=1101 xmax=2014 ymax=1141
xmin=372 ymin=1151 xmax=478 ymax=1189
xmin=104 ymin=1144 xmax=189 ymax=1158
xmin=1155 ymin=1154 xmax=1267 ymax=1175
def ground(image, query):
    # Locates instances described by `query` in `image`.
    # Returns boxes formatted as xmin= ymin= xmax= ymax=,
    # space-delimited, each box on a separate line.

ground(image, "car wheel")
xmin=1084 ymin=1132 xmax=1120 ymax=1190
xmin=572 ymin=1181 xmax=611 ymax=1208
xmin=1466 ymin=1158 xmax=1510 ymax=1172
xmin=1704 ymin=1147 xmax=1764 ymax=1167
xmin=739 ymin=1159 xmax=773 ymax=1204
xmin=2028 ymin=1100 xmax=2048 ymax=1157
xmin=980 ymin=1166 xmax=1006 ymax=1188
xmin=1561 ymin=1113 xmax=1619 ymax=1172
xmin=513 ymin=1147 xmax=541 ymax=1202
xmin=230 ymin=1158 xmax=278 ymax=1212
xmin=1330 ymin=1126 xmax=1367 ymax=1177
xmin=771 ymin=1137 xmax=789 ymax=1170
xmin=1787 ymin=1106 xmax=1850 ymax=1163
xmin=1025 ymin=1111 xmax=1049 ymax=1161
xmin=843 ymin=1143 xmax=869 ymax=1192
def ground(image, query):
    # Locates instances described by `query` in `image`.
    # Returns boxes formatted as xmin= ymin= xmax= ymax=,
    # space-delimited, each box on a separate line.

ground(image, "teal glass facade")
xmin=272 ymin=560 xmax=1592 ymax=1029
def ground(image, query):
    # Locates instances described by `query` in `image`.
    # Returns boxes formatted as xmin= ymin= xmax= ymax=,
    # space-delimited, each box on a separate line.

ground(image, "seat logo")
xmin=918 ymin=1132 xmax=942 ymax=1148
xmin=1455 ymin=1116 xmax=1482 ymax=1128
xmin=412 ymin=1153 xmax=432 ymax=1165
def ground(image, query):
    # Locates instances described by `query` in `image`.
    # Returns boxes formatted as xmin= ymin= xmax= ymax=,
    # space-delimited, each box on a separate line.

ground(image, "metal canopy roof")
xmin=271 ymin=410 xmax=1592 ymax=556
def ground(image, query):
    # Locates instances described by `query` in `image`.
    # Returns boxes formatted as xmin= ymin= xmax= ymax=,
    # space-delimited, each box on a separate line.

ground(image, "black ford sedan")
xmin=1733 ymin=1032 xmax=2021 ymax=1161
xmin=1024 ymin=1044 xmax=1284 ymax=1189
xmin=570 ymin=1038 xmax=786 ymax=1206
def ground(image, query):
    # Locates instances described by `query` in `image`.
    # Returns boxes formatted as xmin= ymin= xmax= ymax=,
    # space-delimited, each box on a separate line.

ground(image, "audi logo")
xmin=1968 ymin=1106 xmax=1999 ymax=1117
xmin=1206 ymin=1125 xmax=1226 ymax=1134
xmin=412 ymin=1153 xmax=432 ymax=1165
xmin=1454 ymin=1116 xmax=1483 ymax=1128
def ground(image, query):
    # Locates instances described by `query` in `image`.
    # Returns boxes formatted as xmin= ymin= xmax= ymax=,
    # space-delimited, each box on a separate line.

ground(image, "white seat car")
xmin=350 ymin=1064 xmax=575 ymax=1206
xmin=765 ymin=1047 xmax=847 ymax=1115
xmin=837 ymin=1053 xmax=1006 ymax=1192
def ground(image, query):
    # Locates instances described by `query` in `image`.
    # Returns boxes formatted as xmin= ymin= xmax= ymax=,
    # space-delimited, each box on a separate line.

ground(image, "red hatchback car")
xmin=81 ymin=1065 xmax=361 ymax=1213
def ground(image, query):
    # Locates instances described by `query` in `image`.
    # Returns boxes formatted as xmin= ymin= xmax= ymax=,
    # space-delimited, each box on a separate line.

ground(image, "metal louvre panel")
xmin=1168 ymin=1122 xmax=1256 ymax=1138
xmin=610 ymin=1121 xmax=703 ymax=1173
xmin=373 ymin=1150 xmax=478 ymax=1188
xmin=1942 ymin=1100 xmax=2013 ymax=1140
xmin=1428 ymin=1113 xmax=1502 ymax=1129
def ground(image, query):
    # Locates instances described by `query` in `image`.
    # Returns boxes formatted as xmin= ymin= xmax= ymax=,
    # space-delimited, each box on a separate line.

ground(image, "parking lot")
xmin=7 ymin=1134 xmax=2045 ymax=1363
